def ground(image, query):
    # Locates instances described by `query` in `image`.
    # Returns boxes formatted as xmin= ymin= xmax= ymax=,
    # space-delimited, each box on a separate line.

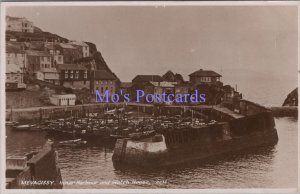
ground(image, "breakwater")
xmin=271 ymin=106 xmax=298 ymax=118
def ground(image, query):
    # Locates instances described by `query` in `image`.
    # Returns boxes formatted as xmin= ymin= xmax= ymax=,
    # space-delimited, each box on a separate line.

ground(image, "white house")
xmin=6 ymin=65 xmax=26 ymax=90
xmin=67 ymin=41 xmax=90 ymax=58
xmin=6 ymin=16 xmax=34 ymax=33
xmin=49 ymin=94 xmax=76 ymax=106
xmin=36 ymin=68 xmax=60 ymax=85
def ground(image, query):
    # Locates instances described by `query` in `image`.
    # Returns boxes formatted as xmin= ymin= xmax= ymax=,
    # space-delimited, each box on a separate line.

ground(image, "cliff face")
xmin=283 ymin=88 xmax=298 ymax=106
xmin=72 ymin=42 xmax=116 ymax=75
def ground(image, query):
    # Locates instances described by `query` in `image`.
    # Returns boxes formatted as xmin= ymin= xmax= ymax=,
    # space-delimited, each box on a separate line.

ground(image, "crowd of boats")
xmin=7 ymin=107 xmax=217 ymax=147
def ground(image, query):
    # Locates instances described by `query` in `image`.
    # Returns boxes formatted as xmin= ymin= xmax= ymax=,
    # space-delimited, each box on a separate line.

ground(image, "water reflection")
xmin=6 ymin=117 xmax=298 ymax=188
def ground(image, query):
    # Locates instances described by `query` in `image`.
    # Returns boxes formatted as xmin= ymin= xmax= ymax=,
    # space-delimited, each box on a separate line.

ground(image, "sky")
xmin=5 ymin=5 xmax=298 ymax=105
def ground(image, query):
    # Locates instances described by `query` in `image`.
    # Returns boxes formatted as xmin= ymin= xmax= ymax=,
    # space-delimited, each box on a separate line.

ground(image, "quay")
xmin=6 ymin=141 xmax=62 ymax=189
xmin=6 ymin=103 xmax=213 ymax=123
xmin=270 ymin=106 xmax=297 ymax=117
xmin=6 ymin=102 xmax=296 ymax=123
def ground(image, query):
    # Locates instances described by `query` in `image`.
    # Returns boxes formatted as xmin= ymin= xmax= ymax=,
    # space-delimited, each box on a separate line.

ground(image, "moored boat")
xmin=58 ymin=138 xmax=87 ymax=147
xmin=13 ymin=124 xmax=35 ymax=131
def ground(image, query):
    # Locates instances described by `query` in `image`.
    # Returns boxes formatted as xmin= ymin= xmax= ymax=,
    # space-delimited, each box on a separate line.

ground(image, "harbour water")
xmin=6 ymin=116 xmax=298 ymax=189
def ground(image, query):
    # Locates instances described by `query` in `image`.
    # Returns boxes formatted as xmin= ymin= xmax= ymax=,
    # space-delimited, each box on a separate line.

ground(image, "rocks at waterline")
xmin=283 ymin=88 xmax=298 ymax=106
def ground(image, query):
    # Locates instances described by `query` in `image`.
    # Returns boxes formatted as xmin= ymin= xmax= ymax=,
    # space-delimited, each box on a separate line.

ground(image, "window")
xmin=65 ymin=74 xmax=68 ymax=78
xmin=110 ymin=81 xmax=113 ymax=84
xmin=65 ymin=70 xmax=68 ymax=73
xmin=70 ymin=70 xmax=73 ymax=74
xmin=76 ymin=70 xmax=79 ymax=73
xmin=51 ymin=64 xmax=54 ymax=68
xmin=47 ymin=57 xmax=50 ymax=62
xmin=70 ymin=74 xmax=73 ymax=78
xmin=84 ymin=73 xmax=87 ymax=79
xmin=96 ymin=81 xmax=99 ymax=85
xmin=75 ymin=74 xmax=79 ymax=79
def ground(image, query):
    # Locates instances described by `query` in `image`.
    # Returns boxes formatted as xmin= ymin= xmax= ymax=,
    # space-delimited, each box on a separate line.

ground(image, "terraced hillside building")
xmin=6 ymin=16 xmax=34 ymax=33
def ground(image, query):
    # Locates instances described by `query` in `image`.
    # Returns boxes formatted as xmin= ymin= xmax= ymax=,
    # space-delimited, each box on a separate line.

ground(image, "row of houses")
xmin=121 ymin=69 xmax=240 ymax=104
xmin=5 ymin=40 xmax=97 ymax=90
xmin=5 ymin=21 xmax=119 ymax=94
xmin=6 ymin=42 xmax=118 ymax=93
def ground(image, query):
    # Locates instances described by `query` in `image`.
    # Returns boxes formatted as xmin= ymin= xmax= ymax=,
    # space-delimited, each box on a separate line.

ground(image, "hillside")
xmin=6 ymin=26 xmax=117 ymax=78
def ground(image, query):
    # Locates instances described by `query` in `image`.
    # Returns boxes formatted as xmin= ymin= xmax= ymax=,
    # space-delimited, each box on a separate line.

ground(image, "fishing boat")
xmin=6 ymin=121 xmax=18 ymax=126
xmin=58 ymin=138 xmax=87 ymax=147
xmin=12 ymin=124 xmax=35 ymax=131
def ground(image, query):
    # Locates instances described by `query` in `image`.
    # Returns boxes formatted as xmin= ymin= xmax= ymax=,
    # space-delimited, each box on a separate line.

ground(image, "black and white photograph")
xmin=1 ymin=2 xmax=299 ymax=192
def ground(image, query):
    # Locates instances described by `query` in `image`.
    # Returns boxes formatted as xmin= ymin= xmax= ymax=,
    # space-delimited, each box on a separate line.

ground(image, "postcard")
xmin=1 ymin=1 xmax=299 ymax=193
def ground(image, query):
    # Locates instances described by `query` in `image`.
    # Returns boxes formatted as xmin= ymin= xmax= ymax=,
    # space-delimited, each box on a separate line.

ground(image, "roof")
xmin=68 ymin=41 xmax=88 ymax=47
xmin=6 ymin=16 xmax=31 ymax=23
xmin=25 ymin=50 xmax=51 ymax=57
xmin=44 ymin=44 xmax=55 ymax=50
xmin=6 ymin=65 xmax=22 ymax=73
xmin=57 ymin=63 xmax=87 ymax=70
xmin=223 ymin=85 xmax=234 ymax=92
xmin=189 ymin=69 xmax=221 ymax=77
xmin=58 ymin=43 xmax=76 ymax=49
xmin=37 ymin=68 xmax=58 ymax=73
xmin=6 ymin=45 xmax=24 ymax=54
xmin=174 ymin=81 xmax=192 ymax=87
xmin=29 ymin=41 xmax=45 ymax=50
xmin=149 ymin=81 xmax=176 ymax=88
xmin=120 ymin=82 xmax=133 ymax=88
xmin=51 ymin=94 xmax=76 ymax=98
xmin=94 ymin=70 xmax=117 ymax=80
xmin=7 ymin=41 xmax=27 ymax=49
xmin=132 ymin=75 xmax=164 ymax=83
